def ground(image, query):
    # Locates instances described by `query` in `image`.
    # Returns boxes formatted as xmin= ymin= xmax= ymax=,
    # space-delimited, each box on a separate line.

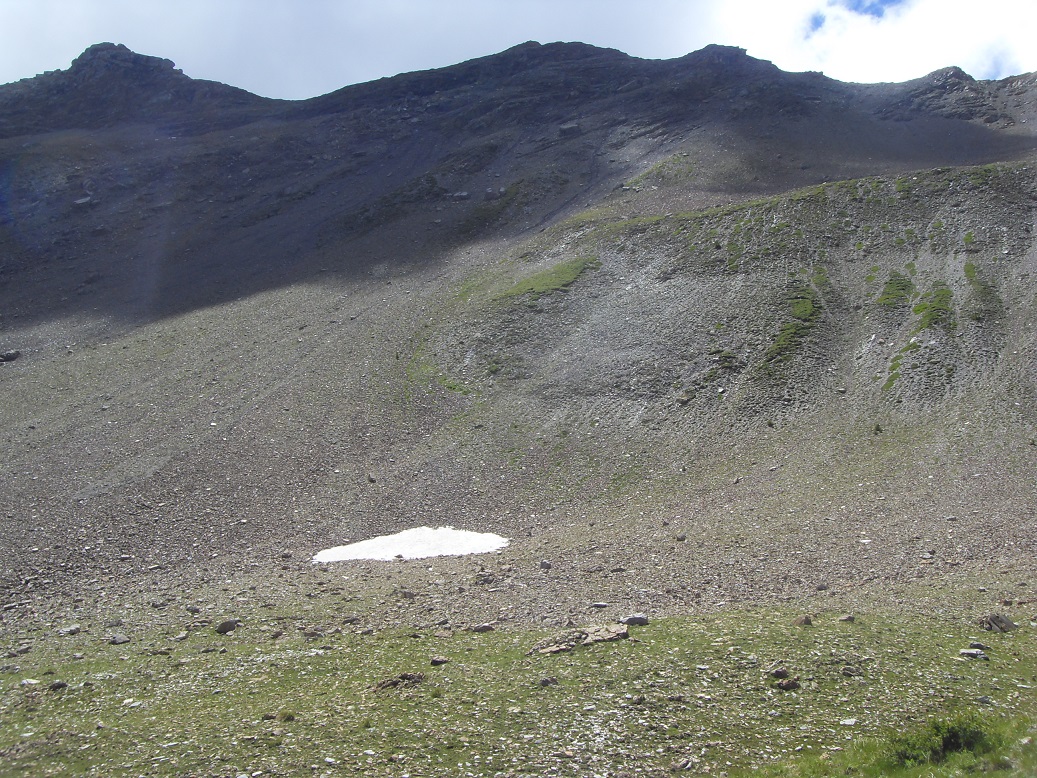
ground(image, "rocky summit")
xmin=2 ymin=41 xmax=1037 ymax=776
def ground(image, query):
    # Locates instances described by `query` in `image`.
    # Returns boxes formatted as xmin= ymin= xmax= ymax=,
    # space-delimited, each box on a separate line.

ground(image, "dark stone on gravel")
xmin=215 ymin=619 xmax=242 ymax=634
xmin=620 ymin=613 xmax=649 ymax=626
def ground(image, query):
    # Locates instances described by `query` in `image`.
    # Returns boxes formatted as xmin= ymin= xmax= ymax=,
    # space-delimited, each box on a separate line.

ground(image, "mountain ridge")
xmin=2 ymin=41 xmax=1037 ymax=628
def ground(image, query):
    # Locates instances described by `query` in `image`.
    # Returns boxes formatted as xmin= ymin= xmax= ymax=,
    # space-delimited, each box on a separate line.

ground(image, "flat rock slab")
xmin=530 ymin=624 xmax=629 ymax=655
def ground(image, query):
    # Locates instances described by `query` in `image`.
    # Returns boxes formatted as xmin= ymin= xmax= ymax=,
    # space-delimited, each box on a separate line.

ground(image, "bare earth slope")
xmin=2 ymin=41 xmax=1037 ymax=629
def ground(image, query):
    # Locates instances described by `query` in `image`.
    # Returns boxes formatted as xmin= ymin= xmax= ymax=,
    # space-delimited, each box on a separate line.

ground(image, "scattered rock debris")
xmin=371 ymin=672 xmax=425 ymax=691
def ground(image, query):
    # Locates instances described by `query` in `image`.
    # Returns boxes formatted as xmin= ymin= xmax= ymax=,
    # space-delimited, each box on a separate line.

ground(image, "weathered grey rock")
xmin=581 ymin=624 xmax=628 ymax=644
xmin=960 ymin=648 xmax=990 ymax=660
xmin=979 ymin=614 xmax=1018 ymax=632
xmin=619 ymin=613 xmax=649 ymax=626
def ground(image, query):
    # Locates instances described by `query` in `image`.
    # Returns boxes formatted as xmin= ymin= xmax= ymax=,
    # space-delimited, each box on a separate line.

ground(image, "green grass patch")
xmin=882 ymin=341 xmax=921 ymax=392
xmin=494 ymin=255 xmax=600 ymax=302
xmin=912 ymin=283 xmax=955 ymax=331
xmin=3 ymin=606 xmax=1034 ymax=777
xmin=876 ymin=273 xmax=915 ymax=307
xmin=762 ymin=281 xmax=821 ymax=365
xmin=962 ymin=260 xmax=1002 ymax=321
xmin=625 ymin=152 xmax=696 ymax=187
xmin=886 ymin=711 xmax=1002 ymax=767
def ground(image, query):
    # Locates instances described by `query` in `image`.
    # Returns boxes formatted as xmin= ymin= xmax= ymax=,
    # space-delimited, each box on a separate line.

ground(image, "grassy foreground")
xmin=1 ymin=605 xmax=1035 ymax=776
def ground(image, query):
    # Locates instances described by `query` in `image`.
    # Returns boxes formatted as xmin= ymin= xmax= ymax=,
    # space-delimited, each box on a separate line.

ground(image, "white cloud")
xmin=712 ymin=0 xmax=1037 ymax=83
xmin=0 ymin=0 xmax=1034 ymax=99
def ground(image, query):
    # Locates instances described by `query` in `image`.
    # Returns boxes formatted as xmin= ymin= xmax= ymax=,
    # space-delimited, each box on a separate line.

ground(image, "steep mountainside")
xmin=2 ymin=41 xmax=1037 ymax=622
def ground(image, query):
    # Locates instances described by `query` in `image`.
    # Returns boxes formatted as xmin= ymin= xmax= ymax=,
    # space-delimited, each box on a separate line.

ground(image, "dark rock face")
xmin=878 ymin=66 xmax=1009 ymax=122
xmin=0 ymin=42 xmax=270 ymax=137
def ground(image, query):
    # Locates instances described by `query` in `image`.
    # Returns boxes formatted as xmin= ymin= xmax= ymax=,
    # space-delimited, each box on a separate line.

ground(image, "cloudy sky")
xmin=0 ymin=0 xmax=1034 ymax=100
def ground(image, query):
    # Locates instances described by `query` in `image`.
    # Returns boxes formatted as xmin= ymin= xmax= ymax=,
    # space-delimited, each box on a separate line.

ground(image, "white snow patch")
xmin=312 ymin=526 xmax=509 ymax=563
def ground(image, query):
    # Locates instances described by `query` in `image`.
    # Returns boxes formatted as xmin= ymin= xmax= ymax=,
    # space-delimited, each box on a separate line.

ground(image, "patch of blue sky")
xmin=836 ymin=0 xmax=907 ymax=17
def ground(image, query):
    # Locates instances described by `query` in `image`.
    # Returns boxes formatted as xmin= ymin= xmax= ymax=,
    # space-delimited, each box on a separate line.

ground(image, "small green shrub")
xmin=885 ymin=712 xmax=1001 ymax=767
